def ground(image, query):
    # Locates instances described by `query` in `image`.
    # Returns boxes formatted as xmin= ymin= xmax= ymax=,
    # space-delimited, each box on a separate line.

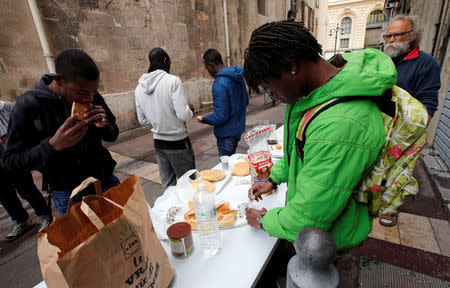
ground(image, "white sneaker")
xmin=5 ymin=219 xmax=34 ymax=242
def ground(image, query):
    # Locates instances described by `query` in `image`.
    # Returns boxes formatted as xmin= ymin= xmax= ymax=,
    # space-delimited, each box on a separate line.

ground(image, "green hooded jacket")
xmin=262 ymin=49 xmax=397 ymax=250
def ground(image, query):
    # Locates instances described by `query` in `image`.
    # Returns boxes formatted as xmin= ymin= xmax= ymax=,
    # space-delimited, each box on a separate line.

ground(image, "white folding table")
xmin=36 ymin=127 xmax=287 ymax=288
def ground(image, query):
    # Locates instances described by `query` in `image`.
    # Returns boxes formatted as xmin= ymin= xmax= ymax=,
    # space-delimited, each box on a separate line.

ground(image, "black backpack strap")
xmin=17 ymin=92 xmax=44 ymax=133
xmin=295 ymin=92 xmax=396 ymax=163
xmin=295 ymin=96 xmax=367 ymax=162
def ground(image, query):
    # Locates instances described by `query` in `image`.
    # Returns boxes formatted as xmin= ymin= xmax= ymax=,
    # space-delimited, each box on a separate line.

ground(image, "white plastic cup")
xmin=269 ymin=124 xmax=276 ymax=134
xmin=220 ymin=156 xmax=229 ymax=171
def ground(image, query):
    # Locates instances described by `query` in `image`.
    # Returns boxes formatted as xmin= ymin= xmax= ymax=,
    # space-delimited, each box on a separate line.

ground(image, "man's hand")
xmin=48 ymin=115 xmax=89 ymax=151
xmin=246 ymin=207 xmax=267 ymax=229
xmin=197 ymin=115 xmax=206 ymax=123
xmin=188 ymin=103 xmax=195 ymax=113
xmin=248 ymin=180 xmax=274 ymax=202
xmin=83 ymin=105 xmax=107 ymax=128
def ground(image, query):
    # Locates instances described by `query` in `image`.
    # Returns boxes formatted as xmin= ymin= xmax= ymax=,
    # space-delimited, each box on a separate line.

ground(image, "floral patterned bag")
xmin=295 ymin=85 xmax=428 ymax=217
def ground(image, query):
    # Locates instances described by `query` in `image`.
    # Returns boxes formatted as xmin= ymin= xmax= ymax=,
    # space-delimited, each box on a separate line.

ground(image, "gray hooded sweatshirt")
xmin=135 ymin=70 xmax=193 ymax=141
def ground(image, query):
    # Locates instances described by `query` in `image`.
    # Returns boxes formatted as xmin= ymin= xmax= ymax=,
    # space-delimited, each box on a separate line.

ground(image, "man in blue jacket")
xmin=198 ymin=49 xmax=249 ymax=156
xmin=383 ymin=15 xmax=441 ymax=123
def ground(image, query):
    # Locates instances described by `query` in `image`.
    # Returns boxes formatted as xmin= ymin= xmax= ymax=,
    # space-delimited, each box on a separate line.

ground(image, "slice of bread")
xmin=71 ymin=102 xmax=91 ymax=120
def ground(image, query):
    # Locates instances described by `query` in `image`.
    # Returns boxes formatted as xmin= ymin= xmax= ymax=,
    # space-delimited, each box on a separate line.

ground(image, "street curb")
xmin=420 ymin=147 xmax=450 ymax=220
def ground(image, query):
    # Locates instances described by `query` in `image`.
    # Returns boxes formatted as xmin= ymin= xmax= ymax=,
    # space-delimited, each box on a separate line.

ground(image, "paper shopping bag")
xmin=37 ymin=176 xmax=175 ymax=288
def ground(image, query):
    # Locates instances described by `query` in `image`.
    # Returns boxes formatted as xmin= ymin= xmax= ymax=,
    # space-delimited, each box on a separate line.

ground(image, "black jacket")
xmin=4 ymin=74 xmax=119 ymax=190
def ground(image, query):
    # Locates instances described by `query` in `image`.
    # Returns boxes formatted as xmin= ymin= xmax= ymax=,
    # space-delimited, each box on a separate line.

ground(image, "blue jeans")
xmin=52 ymin=174 xmax=120 ymax=215
xmin=217 ymin=137 xmax=240 ymax=157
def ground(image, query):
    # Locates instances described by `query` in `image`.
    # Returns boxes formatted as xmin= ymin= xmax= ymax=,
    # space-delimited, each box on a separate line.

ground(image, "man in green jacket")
xmin=244 ymin=21 xmax=396 ymax=250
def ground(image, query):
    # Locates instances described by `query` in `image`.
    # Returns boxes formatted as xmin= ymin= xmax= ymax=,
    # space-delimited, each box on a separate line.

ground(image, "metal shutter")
xmin=433 ymin=84 xmax=450 ymax=168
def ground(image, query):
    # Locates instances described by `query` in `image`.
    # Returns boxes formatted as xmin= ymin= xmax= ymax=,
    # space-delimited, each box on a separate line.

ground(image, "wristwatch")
xmin=257 ymin=211 xmax=266 ymax=230
xmin=267 ymin=177 xmax=278 ymax=190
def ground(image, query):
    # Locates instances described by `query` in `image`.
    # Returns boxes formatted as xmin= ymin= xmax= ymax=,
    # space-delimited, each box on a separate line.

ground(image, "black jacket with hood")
xmin=4 ymin=74 xmax=119 ymax=191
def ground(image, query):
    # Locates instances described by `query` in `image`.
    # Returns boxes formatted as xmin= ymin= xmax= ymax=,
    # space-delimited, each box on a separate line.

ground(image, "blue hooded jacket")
xmin=204 ymin=65 xmax=249 ymax=138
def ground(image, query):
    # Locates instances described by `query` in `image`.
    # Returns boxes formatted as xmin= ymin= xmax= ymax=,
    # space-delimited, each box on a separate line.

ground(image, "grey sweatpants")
xmin=155 ymin=146 xmax=195 ymax=191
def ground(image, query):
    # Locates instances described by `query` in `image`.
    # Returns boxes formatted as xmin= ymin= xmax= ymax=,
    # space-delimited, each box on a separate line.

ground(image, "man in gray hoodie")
xmin=135 ymin=48 xmax=195 ymax=191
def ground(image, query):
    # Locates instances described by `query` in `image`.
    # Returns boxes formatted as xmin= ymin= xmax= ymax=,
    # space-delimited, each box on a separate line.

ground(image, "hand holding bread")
xmin=71 ymin=102 xmax=107 ymax=128
xmin=71 ymin=102 xmax=91 ymax=121
xmin=197 ymin=115 xmax=205 ymax=123
xmin=49 ymin=115 xmax=89 ymax=151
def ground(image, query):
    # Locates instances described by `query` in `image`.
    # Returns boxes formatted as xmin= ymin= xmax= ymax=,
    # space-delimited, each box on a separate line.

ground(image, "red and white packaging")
xmin=245 ymin=125 xmax=273 ymax=184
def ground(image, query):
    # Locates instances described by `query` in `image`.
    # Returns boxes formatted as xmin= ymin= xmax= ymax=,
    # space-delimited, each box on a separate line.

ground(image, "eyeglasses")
xmin=382 ymin=31 xmax=412 ymax=40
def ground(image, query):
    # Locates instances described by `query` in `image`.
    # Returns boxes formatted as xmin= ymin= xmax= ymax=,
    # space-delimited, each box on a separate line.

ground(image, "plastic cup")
xmin=269 ymin=124 xmax=276 ymax=134
xmin=220 ymin=156 xmax=229 ymax=171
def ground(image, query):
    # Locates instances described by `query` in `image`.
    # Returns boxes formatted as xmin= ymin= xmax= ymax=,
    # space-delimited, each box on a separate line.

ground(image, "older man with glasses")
xmin=383 ymin=14 xmax=441 ymax=123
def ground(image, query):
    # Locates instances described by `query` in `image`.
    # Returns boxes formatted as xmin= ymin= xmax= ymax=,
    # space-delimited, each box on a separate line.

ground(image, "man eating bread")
xmin=4 ymin=49 xmax=120 ymax=215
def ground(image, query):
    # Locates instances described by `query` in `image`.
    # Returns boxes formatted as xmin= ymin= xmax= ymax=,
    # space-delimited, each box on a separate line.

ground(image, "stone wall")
xmin=315 ymin=0 xmax=329 ymax=49
xmin=105 ymin=79 xmax=213 ymax=138
xmin=0 ymin=0 xmax=48 ymax=101
xmin=404 ymin=0 xmax=450 ymax=144
xmin=36 ymin=0 xmax=227 ymax=94
xmin=0 ymin=0 xmax=293 ymax=136
xmin=407 ymin=0 xmax=444 ymax=55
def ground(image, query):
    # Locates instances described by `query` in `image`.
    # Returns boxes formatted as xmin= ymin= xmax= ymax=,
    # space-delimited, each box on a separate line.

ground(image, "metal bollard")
xmin=286 ymin=227 xmax=339 ymax=288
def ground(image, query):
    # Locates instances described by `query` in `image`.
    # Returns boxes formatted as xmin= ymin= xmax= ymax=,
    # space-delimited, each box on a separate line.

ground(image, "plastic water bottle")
xmin=193 ymin=183 xmax=221 ymax=255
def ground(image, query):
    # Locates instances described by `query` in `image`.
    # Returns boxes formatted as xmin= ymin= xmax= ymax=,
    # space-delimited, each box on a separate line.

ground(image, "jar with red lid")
xmin=167 ymin=222 xmax=194 ymax=258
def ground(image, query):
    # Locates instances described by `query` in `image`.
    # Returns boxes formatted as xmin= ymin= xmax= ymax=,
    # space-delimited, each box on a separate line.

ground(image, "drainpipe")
xmin=286 ymin=0 xmax=291 ymax=17
xmin=222 ymin=0 xmax=231 ymax=66
xmin=27 ymin=0 xmax=55 ymax=73
xmin=431 ymin=0 xmax=448 ymax=57
xmin=400 ymin=0 xmax=407 ymax=14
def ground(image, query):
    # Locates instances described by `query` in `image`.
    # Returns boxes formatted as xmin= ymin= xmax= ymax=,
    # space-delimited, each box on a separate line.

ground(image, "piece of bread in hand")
xmin=71 ymin=102 xmax=91 ymax=121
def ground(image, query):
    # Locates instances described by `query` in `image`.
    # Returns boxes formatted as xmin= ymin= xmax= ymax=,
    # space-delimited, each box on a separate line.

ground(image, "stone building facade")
xmin=285 ymin=0 xmax=329 ymax=49
xmin=1 ymin=0 xmax=328 ymax=139
xmin=325 ymin=0 xmax=385 ymax=59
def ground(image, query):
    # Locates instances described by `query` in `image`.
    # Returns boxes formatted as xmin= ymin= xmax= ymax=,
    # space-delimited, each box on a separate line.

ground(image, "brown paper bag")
xmin=37 ymin=176 xmax=175 ymax=288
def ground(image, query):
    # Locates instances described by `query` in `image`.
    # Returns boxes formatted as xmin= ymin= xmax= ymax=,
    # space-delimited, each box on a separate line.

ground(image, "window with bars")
xmin=258 ymin=0 xmax=265 ymax=15
xmin=341 ymin=17 xmax=352 ymax=34
xmin=340 ymin=38 xmax=349 ymax=48
xmin=367 ymin=10 xmax=384 ymax=25
xmin=291 ymin=0 xmax=298 ymax=12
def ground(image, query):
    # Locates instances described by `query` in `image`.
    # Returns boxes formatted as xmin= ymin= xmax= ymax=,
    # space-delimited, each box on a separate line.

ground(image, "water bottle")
xmin=193 ymin=183 xmax=221 ymax=255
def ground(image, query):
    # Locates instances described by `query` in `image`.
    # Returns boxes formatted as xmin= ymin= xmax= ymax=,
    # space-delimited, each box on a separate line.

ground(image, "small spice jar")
xmin=167 ymin=222 xmax=194 ymax=258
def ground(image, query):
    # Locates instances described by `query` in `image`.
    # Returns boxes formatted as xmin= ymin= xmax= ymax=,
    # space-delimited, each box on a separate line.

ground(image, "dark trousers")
xmin=0 ymin=170 xmax=48 ymax=222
